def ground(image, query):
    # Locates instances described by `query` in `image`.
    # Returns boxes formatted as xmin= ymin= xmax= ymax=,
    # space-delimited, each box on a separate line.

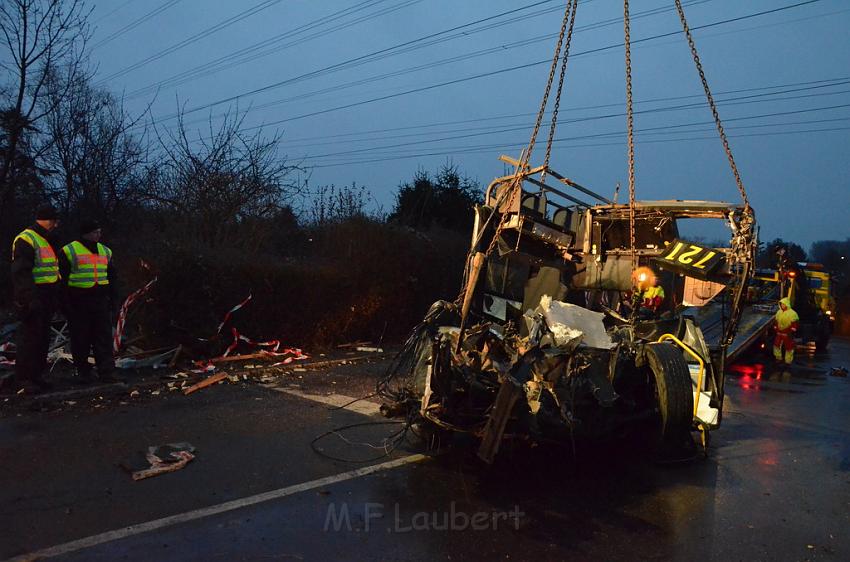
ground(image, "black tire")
xmin=645 ymin=343 xmax=694 ymax=451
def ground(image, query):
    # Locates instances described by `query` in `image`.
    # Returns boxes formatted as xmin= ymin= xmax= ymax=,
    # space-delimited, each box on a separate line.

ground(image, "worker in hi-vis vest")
xmin=640 ymin=282 xmax=666 ymax=314
xmin=773 ymin=297 xmax=799 ymax=365
xmin=59 ymin=219 xmax=120 ymax=384
xmin=10 ymin=204 xmax=62 ymax=392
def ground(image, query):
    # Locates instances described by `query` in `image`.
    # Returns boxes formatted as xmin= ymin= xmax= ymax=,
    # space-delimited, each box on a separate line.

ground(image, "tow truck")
xmin=800 ymin=263 xmax=837 ymax=332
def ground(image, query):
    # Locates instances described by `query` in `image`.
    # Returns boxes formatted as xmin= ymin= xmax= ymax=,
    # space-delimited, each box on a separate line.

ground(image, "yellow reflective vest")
xmin=775 ymin=297 xmax=799 ymax=332
xmin=62 ymin=241 xmax=112 ymax=288
xmin=12 ymin=229 xmax=60 ymax=284
xmin=642 ymin=285 xmax=665 ymax=301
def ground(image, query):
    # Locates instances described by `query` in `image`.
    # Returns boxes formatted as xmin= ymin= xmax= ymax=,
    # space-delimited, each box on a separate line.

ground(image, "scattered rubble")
xmin=122 ymin=442 xmax=196 ymax=481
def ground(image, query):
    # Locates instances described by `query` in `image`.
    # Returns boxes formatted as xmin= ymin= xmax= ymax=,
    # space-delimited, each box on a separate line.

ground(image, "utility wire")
xmin=142 ymin=0 xmax=818 ymax=131
xmin=141 ymin=0 xmax=572 ymax=123
xmin=97 ymin=0 xmax=284 ymax=84
xmin=164 ymin=0 xmax=833 ymax=136
xmin=136 ymin=0 xmax=717 ymax=134
xmin=138 ymin=0 xmax=705 ymax=105
xmin=93 ymin=0 xmax=135 ymax=24
xmin=133 ymin=0 xmax=684 ymax=102
xmin=310 ymin=122 xmax=850 ymax=169
xmin=302 ymin=102 xmax=850 ymax=162
xmin=303 ymin=94 xmax=850 ymax=160
xmin=92 ymin=0 xmax=183 ymax=49
xmin=125 ymin=0 xmax=425 ymax=99
xmin=211 ymin=6 xmax=834 ymax=134
xmin=246 ymin=0 xmax=828 ymax=132
xmin=271 ymin=75 xmax=850 ymax=146
xmin=278 ymin=79 xmax=850 ymax=150
xmin=319 ymin=103 xmax=850 ymax=160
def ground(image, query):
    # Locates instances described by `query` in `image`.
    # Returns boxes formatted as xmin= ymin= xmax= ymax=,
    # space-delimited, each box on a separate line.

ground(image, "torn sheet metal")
xmin=116 ymin=348 xmax=179 ymax=369
xmin=539 ymin=295 xmax=614 ymax=350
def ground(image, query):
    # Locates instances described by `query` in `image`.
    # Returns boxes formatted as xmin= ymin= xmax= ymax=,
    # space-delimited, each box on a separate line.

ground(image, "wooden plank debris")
xmin=183 ymin=373 xmax=228 ymax=395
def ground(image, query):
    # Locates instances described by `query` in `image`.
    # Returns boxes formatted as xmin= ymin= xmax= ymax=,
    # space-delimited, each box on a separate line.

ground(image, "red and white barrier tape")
xmin=216 ymin=293 xmax=253 ymax=335
xmin=114 ymin=277 xmax=158 ymax=354
xmin=191 ymin=297 xmax=308 ymax=373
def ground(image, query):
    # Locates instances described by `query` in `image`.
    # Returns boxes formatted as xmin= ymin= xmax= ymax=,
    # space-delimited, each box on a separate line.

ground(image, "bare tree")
xmin=308 ymin=182 xmax=378 ymax=226
xmin=148 ymin=108 xmax=303 ymax=251
xmin=0 ymin=0 xmax=90 ymax=226
xmin=38 ymin=64 xmax=150 ymax=219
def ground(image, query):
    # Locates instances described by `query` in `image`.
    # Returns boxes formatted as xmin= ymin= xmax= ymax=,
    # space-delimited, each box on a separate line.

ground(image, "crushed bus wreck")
xmin=378 ymin=0 xmax=758 ymax=464
xmin=378 ymin=160 xmax=757 ymax=462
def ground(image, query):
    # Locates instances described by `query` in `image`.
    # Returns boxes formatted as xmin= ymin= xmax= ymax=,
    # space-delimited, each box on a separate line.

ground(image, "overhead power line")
xmin=273 ymin=76 xmax=850 ymax=148
xmin=93 ymin=0 xmax=135 ymax=24
xmin=92 ymin=0 xmax=183 ymax=49
xmin=309 ymin=117 xmax=850 ymax=169
xmin=173 ymin=0 xmax=712 ymax=127
xmin=141 ymin=0 xmax=571 ymax=122
xmin=142 ymin=0 xmax=823 ymax=135
xmin=96 ymin=0 xmax=284 ymax=84
xmin=137 ymin=0 xmax=714 ymax=132
xmin=301 ymin=92 xmax=850 ymax=160
xmin=125 ymin=0 xmax=429 ymax=100
xmin=247 ymin=0 xmax=828 ymax=131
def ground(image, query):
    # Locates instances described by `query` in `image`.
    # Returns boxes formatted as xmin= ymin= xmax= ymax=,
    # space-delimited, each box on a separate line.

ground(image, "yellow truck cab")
xmin=799 ymin=263 xmax=837 ymax=325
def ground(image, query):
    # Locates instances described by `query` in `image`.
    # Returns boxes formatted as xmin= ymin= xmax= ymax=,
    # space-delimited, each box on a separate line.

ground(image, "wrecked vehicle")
xmin=378 ymin=0 xmax=757 ymax=463
xmin=378 ymin=159 xmax=757 ymax=462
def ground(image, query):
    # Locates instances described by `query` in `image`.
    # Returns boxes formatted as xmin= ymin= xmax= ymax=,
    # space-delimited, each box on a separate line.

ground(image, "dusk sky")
xmin=90 ymin=0 xmax=850 ymax=251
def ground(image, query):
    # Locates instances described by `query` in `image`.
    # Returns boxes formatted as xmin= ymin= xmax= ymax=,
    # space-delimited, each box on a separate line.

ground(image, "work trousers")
xmin=15 ymin=287 xmax=59 ymax=384
xmin=773 ymin=332 xmax=795 ymax=364
xmin=67 ymin=295 xmax=115 ymax=378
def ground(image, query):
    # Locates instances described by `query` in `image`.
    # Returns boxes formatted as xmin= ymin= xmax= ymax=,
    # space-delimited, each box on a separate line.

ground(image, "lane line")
xmin=6 ymin=454 xmax=427 ymax=561
xmin=267 ymin=386 xmax=382 ymax=417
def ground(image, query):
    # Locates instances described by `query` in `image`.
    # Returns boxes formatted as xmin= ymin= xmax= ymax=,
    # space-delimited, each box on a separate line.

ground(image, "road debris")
xmin=122 ymin=442 xmax=196 ymax=481
xmin=183 ymin=372 xmax=228 ymax=395
xmin=355 ymin=346 xmax=384 ymax=353
xmin=113 ymin=277 xmax=158 ymax=354
xmin=116 ymin=347 xmax=179 ymax=370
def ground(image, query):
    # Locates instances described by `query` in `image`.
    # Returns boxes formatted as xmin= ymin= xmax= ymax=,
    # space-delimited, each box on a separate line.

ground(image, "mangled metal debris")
xmin=378 ymin=161 xmax=756 ymax=463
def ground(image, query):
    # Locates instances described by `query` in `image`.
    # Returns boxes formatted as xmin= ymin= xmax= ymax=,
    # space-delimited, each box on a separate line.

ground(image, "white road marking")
xmin=6 ymin=454 xmax=428 ymax=562
xmin=268 ymin=386 xmax=382 ymax=417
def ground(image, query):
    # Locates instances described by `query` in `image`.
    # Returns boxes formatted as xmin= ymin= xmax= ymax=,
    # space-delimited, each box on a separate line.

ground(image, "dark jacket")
xmin=58 ymin=238 xmax=118 ymax=304
xmin=11 ymin=223 xmax=60 ymax=306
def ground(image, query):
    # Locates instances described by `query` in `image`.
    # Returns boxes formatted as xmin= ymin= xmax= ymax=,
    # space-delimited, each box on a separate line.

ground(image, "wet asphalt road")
xmin=1 ymin=339 xmax=849 ymax=561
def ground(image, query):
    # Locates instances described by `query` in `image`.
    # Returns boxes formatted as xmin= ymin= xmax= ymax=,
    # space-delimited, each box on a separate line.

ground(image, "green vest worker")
xmin=641 ymin=284 xmax=666 ymax=313
xmin=60 ymin=219 xmax=120 ymax=384
xmin=10 ymin=204 xmax=61 ymax=392
xmin=773 ymin=297 xmax=799 ymax=365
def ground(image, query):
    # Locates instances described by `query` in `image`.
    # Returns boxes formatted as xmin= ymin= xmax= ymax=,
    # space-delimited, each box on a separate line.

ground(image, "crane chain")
xmin=624 ymin=0 xmax=637 ymax=270
xmin=541 ymin=0 xmax=579 ymax=184
xmin=523 ymin=0 xmax=573 ymax=170
xmin=674 ymin=0 xmax=750 ymax=212
xmin=479 ymin=1 xmax=575 ymax=262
